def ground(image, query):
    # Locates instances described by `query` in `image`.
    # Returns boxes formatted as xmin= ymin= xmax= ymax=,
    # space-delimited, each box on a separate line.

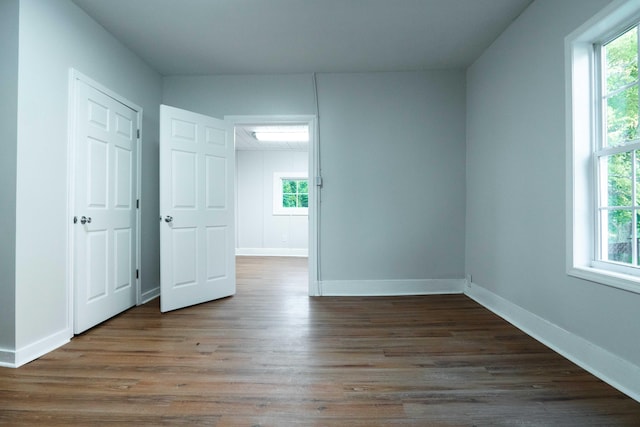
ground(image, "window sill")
xmin=568 ymin=265 xmax=640 ymax=295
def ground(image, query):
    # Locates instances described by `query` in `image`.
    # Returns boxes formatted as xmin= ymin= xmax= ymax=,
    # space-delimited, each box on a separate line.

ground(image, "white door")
xmin=74 ymin=80 xmax=138 ymax=333
xmin=160 ymin=105 xmax=235 ymax=312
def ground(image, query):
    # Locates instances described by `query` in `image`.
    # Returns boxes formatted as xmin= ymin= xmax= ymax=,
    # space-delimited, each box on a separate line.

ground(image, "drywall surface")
xmin=163 ymin=74 xmax=315 ymax=119
xmin=14 ymin=0 xmax=162 ymax=351
xmin=466 ymin=0 xmax=640 ymax=366
xmin=0 ymin=0 xmax=19 ymax=354
xmin=164 ymin=70 xmax=467 ymax=283
xmin=236 ymin=150 xmax=309 ymax=254
xmin=316 ymin=71 xmax=466 ymax=280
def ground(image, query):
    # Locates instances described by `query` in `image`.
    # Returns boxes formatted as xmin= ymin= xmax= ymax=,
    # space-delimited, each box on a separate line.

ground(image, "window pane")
xmin=606 ymin=85 xmax=639 ymax=146
xmin=637 ymin=152 xmax=640 ymax=207
xmin=298 ymin=194 xmax=308 ymax=208
xmin=605 ymin=26 xmax=638 ymax=93
xmin=605 ymin=152 xmax=633 ymax=206
xmin=605 ymin=209 xmax=633 ymax=263
xmin=283 ymin=194 xmax=297 ymax=207
xmin=298 ymin=180 xmax=308 ymax=194
xmin=282 ymin=180 xmax=296 ymax=194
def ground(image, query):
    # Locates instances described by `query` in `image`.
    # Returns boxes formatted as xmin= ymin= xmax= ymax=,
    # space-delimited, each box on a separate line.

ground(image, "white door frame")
xmin=66 ymin=69 xmax=143 ymax=336
xmin=225 ymin=115 xmax=320 ymax=296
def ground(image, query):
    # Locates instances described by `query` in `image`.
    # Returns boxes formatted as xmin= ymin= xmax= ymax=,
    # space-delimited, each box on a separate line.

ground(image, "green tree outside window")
xmin=282 ymin=179 xmax=308 ymax=208
xmin=602 ymin=26 xmax=640 ymax=264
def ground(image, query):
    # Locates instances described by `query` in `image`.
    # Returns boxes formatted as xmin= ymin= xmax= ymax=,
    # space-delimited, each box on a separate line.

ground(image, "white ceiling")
xmin=72 ymin=0 xmax=533 ymax=76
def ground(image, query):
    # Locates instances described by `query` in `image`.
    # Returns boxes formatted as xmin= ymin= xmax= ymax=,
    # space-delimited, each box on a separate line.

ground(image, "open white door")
xmin=160 ymin=105 xmax=235 ymax=312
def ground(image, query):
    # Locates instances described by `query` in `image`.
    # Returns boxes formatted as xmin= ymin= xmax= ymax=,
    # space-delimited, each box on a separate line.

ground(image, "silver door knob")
xmin=80 ymin=216 xmax=92 ymax=225
xmin=164 ymin=215 xmax=173 ymax=223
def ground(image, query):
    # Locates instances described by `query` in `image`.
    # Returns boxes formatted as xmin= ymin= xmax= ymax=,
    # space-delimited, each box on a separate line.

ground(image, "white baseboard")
xmin=465 ymin=282 xmax=640 ymax=403
xmin=0 ymin=328 xmax=71 ymax=368
xmin=319 ymin=278 xmax=466 ymax=296
xmin=236 ymin=248 xmax=308 ymax=257
xmin=140 ymin=286 xmax=160 ymax=304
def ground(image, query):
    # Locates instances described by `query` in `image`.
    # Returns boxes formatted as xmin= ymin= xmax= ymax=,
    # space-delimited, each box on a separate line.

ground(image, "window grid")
xmin=282 ymin=179 xmax=309 ymax=209
xmin=596 ymin=24 xmax=640 ymax=269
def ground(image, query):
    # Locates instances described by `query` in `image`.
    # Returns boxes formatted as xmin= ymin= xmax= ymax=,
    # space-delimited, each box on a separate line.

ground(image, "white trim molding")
xmin=0 ymin=329 xmax=70 ymax=368
xmin=465 ymin=282 xmax=640 ymax=403
xmin=226 ymin=114 xmax=319 ymax=297
xmin=319 ymin=278 xmax=466 ymax=296
xmin=236 ymin=248 xmax=308 ymax=257
xmin=140 ymin=285 xmax=160 ymax=305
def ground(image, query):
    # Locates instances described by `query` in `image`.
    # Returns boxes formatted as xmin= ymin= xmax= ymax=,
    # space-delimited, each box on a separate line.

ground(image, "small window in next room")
xmin=566 ymin=0 xmax=640 ymax=294
xmin=273 ymin=172 xmax=308 ymax=215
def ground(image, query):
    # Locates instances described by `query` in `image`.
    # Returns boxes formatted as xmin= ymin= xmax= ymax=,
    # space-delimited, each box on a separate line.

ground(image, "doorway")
xmin=69 ymin=70 xmax=142 ymax=333
xmin=227 ymin=115 xmax=319 ymax=296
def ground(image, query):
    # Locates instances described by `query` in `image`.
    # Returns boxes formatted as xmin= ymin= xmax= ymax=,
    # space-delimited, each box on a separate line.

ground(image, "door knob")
xmin=80 ymin=216 xmax=92 ymax=225
xmin=164 ymin=215 xmax=173 ymax=223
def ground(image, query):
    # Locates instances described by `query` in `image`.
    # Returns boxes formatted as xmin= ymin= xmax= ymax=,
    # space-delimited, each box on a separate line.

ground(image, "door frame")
xmin=66 ymin=69 xmax=143 ymax=336
xmin=226 ymin=115 xmax=320 ymax=296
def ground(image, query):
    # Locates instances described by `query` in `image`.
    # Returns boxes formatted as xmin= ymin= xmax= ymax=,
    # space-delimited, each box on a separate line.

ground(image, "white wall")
xmin=0 ymin=0 xmax=19 ymax=356
xmin=164 ymin=71 xmax=467 ymax=287
xmin=163 ymin=74 xmax=315 ymax=118
xmin=236 ymin=150 xmax=308 ymax=256
xmin=466 ymin=0 xmax=640 ymax=391
xmin=8 ymin=0 xmax=162 ymax=364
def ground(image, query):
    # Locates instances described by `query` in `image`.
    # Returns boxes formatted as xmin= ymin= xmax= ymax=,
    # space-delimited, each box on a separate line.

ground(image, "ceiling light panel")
xmin=252 ymin=125 xmax=309 ymax=142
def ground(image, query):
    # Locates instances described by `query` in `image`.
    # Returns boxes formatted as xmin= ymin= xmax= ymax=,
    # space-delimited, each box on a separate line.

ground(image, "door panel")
xmin=74 ymin=80 xmax=138 ymax=333
xmin=206 ymin=226 xmax=227 ymax=279
xmin=160 ymin=105 xmax=235 ymax=312
xmin=206 ymin=156 xmax=227 ymax=208
xmin=87 ymin=230 xmax=108 ymax=300
xmin=172 ymin=151 xmax=197 ymax=208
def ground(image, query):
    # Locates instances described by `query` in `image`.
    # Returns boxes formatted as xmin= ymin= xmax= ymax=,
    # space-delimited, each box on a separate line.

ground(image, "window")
xmin=273 ymin=172 xmax=308 ymax=215
xmin=595 ymin=26 xmax=640 ymax=271
xmin=567 ymin=0 xmax=640 ymax=294
xmin=282 ymin=178 xmax=309 ymax=208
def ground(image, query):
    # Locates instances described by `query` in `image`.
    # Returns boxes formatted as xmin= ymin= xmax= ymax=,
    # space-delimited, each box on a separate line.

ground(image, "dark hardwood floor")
xmin=1 ymin=256 xmax=638 ymax=426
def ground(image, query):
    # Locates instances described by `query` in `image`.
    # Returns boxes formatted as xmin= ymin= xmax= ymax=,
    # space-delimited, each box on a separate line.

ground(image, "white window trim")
xmin=566 ymin=0 xmax=640 ymax=294
xmin=273 ymin=172 xmax=308 ymax=216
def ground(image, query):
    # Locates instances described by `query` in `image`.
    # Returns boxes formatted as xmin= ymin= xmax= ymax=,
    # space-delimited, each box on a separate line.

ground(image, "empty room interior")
xmin=1 ymin=0 xmax=640 ymax=424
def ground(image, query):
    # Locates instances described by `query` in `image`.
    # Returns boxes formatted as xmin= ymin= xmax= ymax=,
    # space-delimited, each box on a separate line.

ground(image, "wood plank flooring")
xmin=1 ymin=256 xmax=639 ymax=426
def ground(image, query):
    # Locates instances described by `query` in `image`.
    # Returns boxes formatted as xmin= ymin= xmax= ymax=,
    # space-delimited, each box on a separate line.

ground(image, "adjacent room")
xmin=235 ymin=123 xmax=310 ymax=259
xmin=1 ymin=0 xmax=639 ymax=424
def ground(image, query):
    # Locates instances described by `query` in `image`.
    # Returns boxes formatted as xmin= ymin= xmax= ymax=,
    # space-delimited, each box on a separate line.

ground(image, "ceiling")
xmin=72 ymin=0 xmax=533 ymax=76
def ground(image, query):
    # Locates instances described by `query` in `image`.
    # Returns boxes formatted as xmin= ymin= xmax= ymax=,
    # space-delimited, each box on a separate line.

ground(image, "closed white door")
xmin=160 ymin=105 xmax=235 ymax=312
xmin=74 ymin=79 xmax=138 ymax=334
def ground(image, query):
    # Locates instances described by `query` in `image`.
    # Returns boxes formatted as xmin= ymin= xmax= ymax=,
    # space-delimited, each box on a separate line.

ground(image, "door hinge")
xmin=136 ymin=269 xmax=139 ymax=279
xmin=137 ymin=129 xmax=140 ymax=139
xmin=136 ymin=199 xmax=140 ymax=209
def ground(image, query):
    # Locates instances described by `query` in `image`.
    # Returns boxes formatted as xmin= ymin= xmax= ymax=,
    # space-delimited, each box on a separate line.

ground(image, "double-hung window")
xmin=595 ymin=26 xmax=640 ymax=271
xmin=567 ymin=0 xmax=640 ymax=294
